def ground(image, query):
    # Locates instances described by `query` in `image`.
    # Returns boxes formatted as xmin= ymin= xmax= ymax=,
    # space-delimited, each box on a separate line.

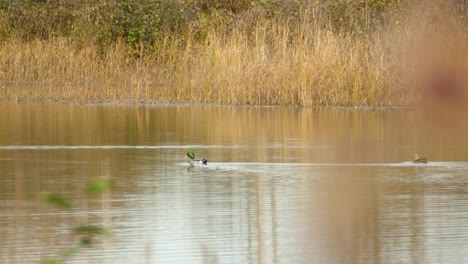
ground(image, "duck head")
xmin=187 ymin=152 xmax=195 ymax=160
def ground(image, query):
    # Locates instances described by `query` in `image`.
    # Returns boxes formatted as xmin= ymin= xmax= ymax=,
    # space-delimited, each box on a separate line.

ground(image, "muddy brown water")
xmin=1 ymin=102 xmax=468 ymax=263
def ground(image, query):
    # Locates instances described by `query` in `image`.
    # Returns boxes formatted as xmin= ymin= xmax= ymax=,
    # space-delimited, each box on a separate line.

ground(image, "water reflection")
xmin=1 ymin=102 xmax=468 ymax=263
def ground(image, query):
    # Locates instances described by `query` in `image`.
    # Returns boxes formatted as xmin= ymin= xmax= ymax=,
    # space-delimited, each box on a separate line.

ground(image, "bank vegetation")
xmin=0 ymin=0 xmax=466 ymax=106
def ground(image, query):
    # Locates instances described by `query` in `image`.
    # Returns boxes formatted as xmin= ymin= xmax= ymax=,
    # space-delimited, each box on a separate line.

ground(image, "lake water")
xmin=1 ymin=102 xmax=468 ymax=264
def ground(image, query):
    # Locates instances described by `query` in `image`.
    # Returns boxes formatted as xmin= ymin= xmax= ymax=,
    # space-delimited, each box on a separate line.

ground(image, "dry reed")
xmin=0 ymin=3 xmax=465 ymax=106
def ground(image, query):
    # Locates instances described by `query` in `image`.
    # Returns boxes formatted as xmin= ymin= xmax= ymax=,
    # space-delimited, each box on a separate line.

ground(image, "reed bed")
xmin=0 ymin=2 xmax=465 ymax=106
xmin=168 ymin=26 xmax=398 ymax=106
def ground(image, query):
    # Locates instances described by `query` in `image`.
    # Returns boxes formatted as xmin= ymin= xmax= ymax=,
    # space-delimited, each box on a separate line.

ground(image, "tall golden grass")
xmin=0 ymin=3 xmax=465 ymax=106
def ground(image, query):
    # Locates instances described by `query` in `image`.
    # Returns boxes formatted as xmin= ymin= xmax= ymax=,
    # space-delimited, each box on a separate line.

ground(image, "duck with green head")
xmin=187 ymin=152 xmax=208 ymax=165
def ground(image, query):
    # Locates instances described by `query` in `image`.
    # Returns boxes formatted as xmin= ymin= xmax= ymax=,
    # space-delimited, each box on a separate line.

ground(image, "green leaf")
xmin=79 ymin=237 xmax=92 ymax=246
xmin=87 ymin=179 xmax=114 ymax=195
xmin=62 ymin=244 xmax=81 ymax=258
xmin=40 ymin=192 xmax=71 ymax=209
xmin=187 ymin=152 xmax=195 ymax=159
xmin=74 ymin=225 xmax=112 ymax=237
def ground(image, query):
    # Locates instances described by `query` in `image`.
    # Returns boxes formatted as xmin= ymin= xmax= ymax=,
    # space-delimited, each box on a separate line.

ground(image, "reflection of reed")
xmin=256 ymin=175 xmax=265 ymax=264
xmin=101 ymin=165 xmax=113 ymax=262
xmin=0 ymin=103 xmax=466 ymax=165
xmin=306 ymin=168 xmax=379 ymax=263
xmin=170 ymin=106 xmax=468 ymax=163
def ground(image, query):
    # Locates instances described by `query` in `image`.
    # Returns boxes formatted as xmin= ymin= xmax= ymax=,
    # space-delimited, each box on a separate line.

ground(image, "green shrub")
xmin=2 ymin=0 xmax=79 ymax=40
xmin=0 ymin=0 xmax=413 ymax=50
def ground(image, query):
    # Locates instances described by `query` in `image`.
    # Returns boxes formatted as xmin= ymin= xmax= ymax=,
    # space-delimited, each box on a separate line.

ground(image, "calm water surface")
xmin=1 ymin=102 xmax=468 ymax=264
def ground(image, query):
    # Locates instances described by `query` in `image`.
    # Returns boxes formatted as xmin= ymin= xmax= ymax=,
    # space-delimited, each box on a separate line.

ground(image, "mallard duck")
xmin=412 ymin=153 xmax=427 ymax=163
xmin=187 ymin=152 xmax=208 ymax=165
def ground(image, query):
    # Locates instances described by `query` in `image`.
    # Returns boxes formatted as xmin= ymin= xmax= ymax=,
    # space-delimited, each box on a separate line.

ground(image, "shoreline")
xmin=0 ymin=97 xmax=413 ymax=111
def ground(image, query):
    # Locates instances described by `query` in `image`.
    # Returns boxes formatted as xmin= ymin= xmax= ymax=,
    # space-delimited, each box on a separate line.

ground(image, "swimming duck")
xmin=412 ymin=153 xmax=427 ymax=163
xmin=187 ymin=152 xmax=208 ymax=165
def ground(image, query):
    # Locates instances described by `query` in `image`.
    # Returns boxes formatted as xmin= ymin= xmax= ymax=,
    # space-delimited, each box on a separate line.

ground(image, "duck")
xmin=412 ymin=153 xmax=427 ymax=163
xmin=187 ymin=152 xmax=208 ymax=165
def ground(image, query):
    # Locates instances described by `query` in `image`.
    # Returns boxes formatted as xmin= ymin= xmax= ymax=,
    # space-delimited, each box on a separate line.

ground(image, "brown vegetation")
xmin=0 ymin=0 xmax=466 ymax=106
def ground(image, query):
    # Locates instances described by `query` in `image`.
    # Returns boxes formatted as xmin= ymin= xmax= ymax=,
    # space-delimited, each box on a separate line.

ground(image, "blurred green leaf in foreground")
xmin=87 ymin=179 xmax=115 ymax=195
xmin=40 ymin=192 xmax=71 ymax=209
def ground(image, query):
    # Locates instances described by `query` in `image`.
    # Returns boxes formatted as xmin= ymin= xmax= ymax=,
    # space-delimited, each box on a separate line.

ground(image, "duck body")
xmin=189 ymin=158 xmax=207 ymax=165
xmin=196 ymin=158 xmax=208 ymax=165
xmin=412 ymin=154 xmax=427 ymax=164
xmin=187 ymin=152 xmax=208 ymax=165
xmin=413 ymin=157 xmax=428 ymax=163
